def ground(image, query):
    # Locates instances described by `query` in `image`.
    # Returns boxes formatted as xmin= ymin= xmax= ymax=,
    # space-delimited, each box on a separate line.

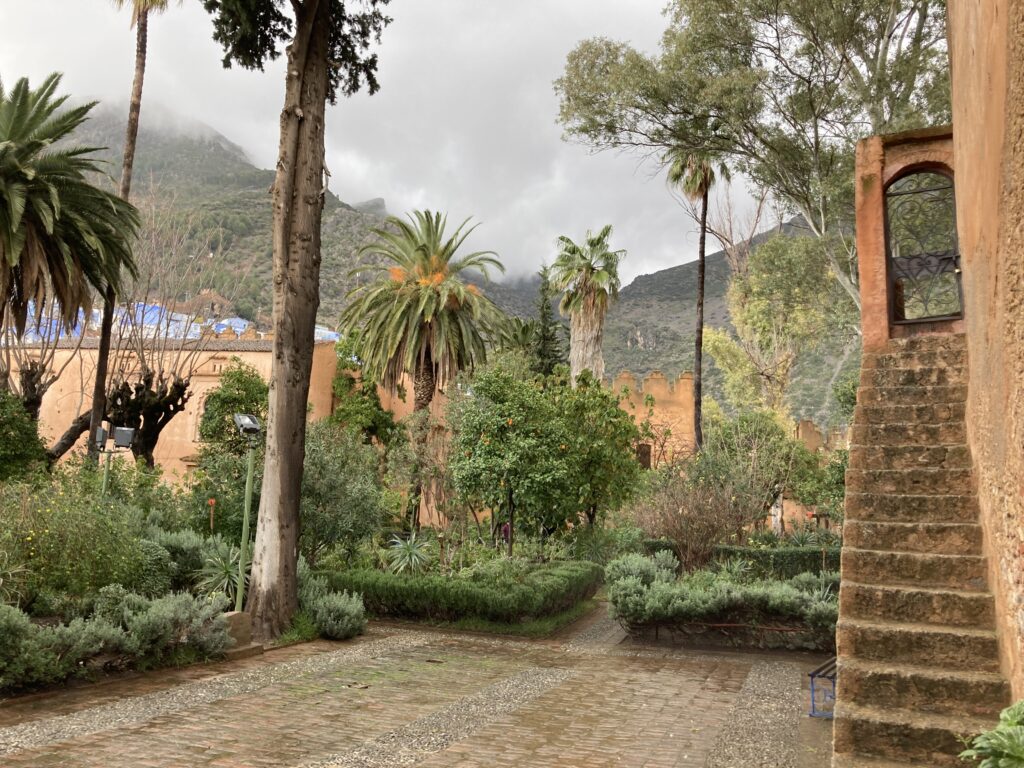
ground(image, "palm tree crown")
xmin=664 ymin=147 xmax=728 ymax=202
xmin=0 ymin=74 xmax=138 ymax=334
xmin=111 ymin=0 xmax=178 ymax=28
xmin=550 ymin=225 xmax=624 ymax=383
xmin=341 ymin=210 xmax=506 ymax=409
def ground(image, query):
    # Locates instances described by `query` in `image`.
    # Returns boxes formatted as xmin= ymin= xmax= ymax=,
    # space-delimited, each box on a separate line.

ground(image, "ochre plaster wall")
xmin=30 ymin=341 xmax=339 ymax=481
xmin=613 ymin=370 xmax=696 ymax=464
xmin=949 ymin=0 xmax=1024 ymax=695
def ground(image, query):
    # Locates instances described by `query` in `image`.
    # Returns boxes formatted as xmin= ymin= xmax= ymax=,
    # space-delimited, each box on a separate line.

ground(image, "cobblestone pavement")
xmin=0 ymin=606 xmax=832 ymax=767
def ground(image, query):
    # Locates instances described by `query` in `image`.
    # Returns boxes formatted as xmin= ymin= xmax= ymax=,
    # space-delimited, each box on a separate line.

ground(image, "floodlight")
xmin=94 ymin=426 xmax=108 ymax=449
xmin=113 ymin=427 xmax=135 ymax=449
xmin=233 ymin=413 xmax=262 ymax=436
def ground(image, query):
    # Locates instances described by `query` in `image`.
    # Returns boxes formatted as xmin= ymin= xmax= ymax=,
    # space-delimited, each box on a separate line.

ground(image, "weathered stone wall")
xmin=949 ymin=0 xmax=1024 ymax=696
xmin=613 ymin=370 xmax=695 ymax=464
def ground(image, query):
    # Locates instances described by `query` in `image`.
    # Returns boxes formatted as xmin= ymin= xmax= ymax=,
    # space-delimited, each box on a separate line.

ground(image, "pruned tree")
xmin=201 ymin=0 xmax=392 ymax=639
xmin=90 ymin=0 xmax=183 ymax=461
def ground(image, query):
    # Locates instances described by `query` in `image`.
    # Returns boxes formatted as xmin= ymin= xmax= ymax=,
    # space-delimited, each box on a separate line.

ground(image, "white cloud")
xmin=0 ymin=0 xmax=748 ymax=285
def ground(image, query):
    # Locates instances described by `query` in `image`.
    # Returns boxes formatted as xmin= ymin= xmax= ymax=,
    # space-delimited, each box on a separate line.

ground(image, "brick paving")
xmin=0 ymin=608 xmax=832 ymax=767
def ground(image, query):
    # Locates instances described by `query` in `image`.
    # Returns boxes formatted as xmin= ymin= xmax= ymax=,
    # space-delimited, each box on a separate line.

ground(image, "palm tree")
xmin=0 ymin=74 xmax=138 ymax=335
xmin=550 ymin=225 xmax=624 ymax=385
xmin=341 ymin=210 xmax=506 ymax=412
xmin=89 ymin=0 xmax=180 ymax=457
xmin=666 ymin=148 xmax=726 ymax=451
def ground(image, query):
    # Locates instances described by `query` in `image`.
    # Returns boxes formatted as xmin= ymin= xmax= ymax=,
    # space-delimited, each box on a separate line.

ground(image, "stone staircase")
xmin=832 ymin=333 xmax=1010 ymax=767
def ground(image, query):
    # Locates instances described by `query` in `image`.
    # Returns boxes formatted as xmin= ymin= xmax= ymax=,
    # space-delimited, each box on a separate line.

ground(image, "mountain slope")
xmin=82 ymin=105 xmax=857 ymax=424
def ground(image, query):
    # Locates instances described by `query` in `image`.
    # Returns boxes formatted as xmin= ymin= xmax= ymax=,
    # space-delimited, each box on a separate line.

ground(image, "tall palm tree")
xmin=550 ymin=225 xmax=624 ymax=385
xmin=0 ymin=74 xmax=138 ymax=335
xmin=89 ymin=0 xmax=180 ymax=457
xmin=341 ymin=210 xmax=506 ymax=412
xmin=665 ymin=148 xmax=727 ymax=451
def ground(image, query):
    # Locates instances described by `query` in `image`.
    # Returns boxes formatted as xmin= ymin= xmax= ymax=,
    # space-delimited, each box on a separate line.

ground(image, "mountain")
xmin=81 ymin=105 xmax=857 ymax=425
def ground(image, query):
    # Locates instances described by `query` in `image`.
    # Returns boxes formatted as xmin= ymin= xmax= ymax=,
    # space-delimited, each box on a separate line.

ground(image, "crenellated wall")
xmin=612 ymin=369 xmax=696 ymax=465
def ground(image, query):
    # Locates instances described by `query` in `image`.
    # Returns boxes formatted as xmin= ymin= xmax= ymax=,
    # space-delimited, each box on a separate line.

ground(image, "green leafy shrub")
xmin=0 ymin=389 xmax=45 ymax=481
xmin=147 ymin=528 xmax=206 ymax=591
xmin=606 ymin=555 xmax=837 ymax=651
xmin=605 ymin=552 xmax=675 ymax=586
xmin=713 ymin=546 xmax=841 ymax=579
xmin=306 ymin=590 xmax=366 ymax=640
xmin=960 ymin=700 xmax=1024 ymax=766
xmin=123 ymin=540 xmax=175 ymax=597
xmin=0 ymin=588 xmax=229 ymax=692
xmin=0 ymin=478 xmax=147 ymax=608
xmin=95 ymin=585 xmax=231 ymax=667
xmin=323 ymin=560 xmax=603 ymax=624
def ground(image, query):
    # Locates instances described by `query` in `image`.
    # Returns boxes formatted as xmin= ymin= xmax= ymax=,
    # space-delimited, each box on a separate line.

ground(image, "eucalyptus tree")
xmin=550 ymin=226 xmax=623 ymax=385
xmin=201 ymin=0 xmax=392 ymax=639
xmin=556 ymin=1 xmax=949 ymax=314
xmin=89 ymin=0 xmax=182 ymax=460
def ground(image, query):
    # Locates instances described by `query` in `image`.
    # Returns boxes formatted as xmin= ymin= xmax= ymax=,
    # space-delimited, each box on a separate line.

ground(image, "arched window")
xmin=884 ymin=170 xmax=963 ymax=322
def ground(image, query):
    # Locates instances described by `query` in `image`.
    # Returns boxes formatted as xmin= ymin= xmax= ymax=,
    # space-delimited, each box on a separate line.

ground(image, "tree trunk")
xmin=247 ymin=0 xmax=329 ymax=642
xmin=47 ymin=412 xmax=91 ymax=464
xmin=406 ymin=352 xmax=435 ymax=531
xmin=506 ymin=484 xmax=515 ymax=557
xmin=88 ymin=10 xmax=149 ymax=459
xmin=693 ymin=184 xmax=708 ymax=451
xmin=568 ymin=303 xmax=604 ymax=386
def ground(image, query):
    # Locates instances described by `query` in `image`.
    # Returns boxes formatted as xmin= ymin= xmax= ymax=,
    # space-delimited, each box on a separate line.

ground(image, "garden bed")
xmin=606 ymin=554 xmax=837 ymax=652
xmin=321 ymin=560 xmax=604 ymax=624
xmin=713 ymin=545 xmax=841 ymax=579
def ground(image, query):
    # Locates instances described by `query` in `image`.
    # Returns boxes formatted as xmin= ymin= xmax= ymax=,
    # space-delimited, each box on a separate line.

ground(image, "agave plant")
xmin=195 ymin=538 xmax=249 ymax=604
xmin=386 ymin=533 xmax=434 ymax=575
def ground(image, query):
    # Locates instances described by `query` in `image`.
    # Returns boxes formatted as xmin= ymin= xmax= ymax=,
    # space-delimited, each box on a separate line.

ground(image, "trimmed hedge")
xmin=321 ymin=560 xmax=603 ymax=624
xmin=605 ymin=554 xmax=837 ymax=651
xmin=713 ymin=545 xmax=841 ymax=579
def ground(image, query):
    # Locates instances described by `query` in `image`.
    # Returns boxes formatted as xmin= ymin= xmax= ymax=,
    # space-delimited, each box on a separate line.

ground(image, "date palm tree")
xmin=0 ymin=74 xmax=138 ymax=335
xmin=550 ymin=225 xmax=624 ymax=385
xmin=341 ymin=209 xmax=506 ymax=412
xmin=666 ymin=147 xmax=726 ymax=451
xmin=89 ymin=0 xmax=181 ymax=457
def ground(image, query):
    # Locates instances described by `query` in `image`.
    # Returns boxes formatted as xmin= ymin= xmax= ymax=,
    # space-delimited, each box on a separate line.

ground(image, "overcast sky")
xmin=0 ymin=1 xmax=739 ymax=284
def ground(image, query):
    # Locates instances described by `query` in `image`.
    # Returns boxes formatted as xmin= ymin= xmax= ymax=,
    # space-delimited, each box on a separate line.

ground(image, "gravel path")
xmin=306 ymin=666 xmax=575 ymax=768
xmin=704 ymin=660 xmax=807 ymax=768
xmin=0 ymin=631 xmax=433 ymax=756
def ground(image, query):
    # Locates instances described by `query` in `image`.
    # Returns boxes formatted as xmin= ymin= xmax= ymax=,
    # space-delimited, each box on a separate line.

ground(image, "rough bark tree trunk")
xmin=88 ymin=10 xmax=148 ymax=459
xmin=693 ymin=184 xmax=708 ymax=451
xmin=406 ymin=351 xmax=435 ymax=530
xmin=247 ymin=0 xmax=330 ymax=641
xmin=506 ymin=484 xmax=515 ymax=557
xmin=568 ymin=301 xmax=604 ymax=386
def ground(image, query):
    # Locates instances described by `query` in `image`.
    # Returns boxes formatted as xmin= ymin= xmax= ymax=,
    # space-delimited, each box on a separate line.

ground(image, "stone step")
xmin=838 ymin=658 xmax=1009 ymax=720
xmin=845 ymin=493 xmax=978 ymax=524
xmin=837 ymin=618 xmax=1001 ymax=672
xmin=853 ymin=402 xmax=966 ymax=427
xmin=861 ymin=366 xmax=966 ymax=389
xmin=863 ymin=347 xmax=967 ymax=371
xmin=857 ymin=384 xmax=967 ymax=406
xmin=850 ymin=422 xmax=967 ymax=447
xmin=833 ymin=701 xmax=994 ymax=766
xmin=840 ymin=581 xmax=995 ymax=628
xmin=848 ymin=444 xmax=970 ymax=471
xmin=846 ymin=467 xmax=972 ymax=495
xmin=841 ymin=548 xmax=987 ymax=591
xmin=843 ymin=520 xmax=983 ymax=555
xmin=886 ymin=333 xmax=966 ymax=354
